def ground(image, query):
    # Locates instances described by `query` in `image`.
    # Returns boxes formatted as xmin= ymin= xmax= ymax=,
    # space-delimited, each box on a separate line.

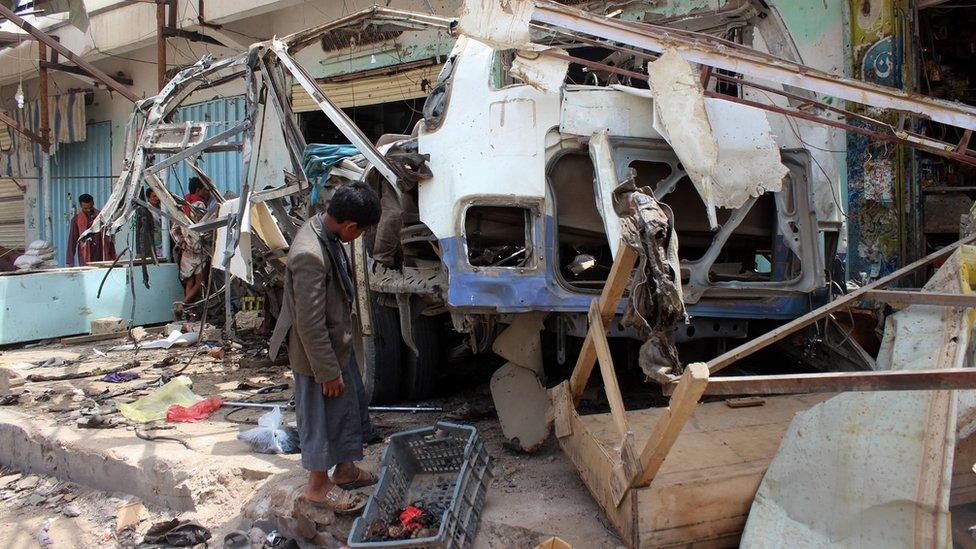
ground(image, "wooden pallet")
xmin=553 ymin=236 xmax=976 ymax=546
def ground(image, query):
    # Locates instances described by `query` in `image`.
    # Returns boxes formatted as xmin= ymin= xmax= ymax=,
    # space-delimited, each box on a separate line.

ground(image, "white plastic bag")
xmin=237 ymin=406 xmax=300 ymax=454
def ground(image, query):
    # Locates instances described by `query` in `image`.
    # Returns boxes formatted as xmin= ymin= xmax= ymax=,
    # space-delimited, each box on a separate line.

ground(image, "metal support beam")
xmin=270 ymin=41 xmax=402 ymax=188
xmin=670 ymin=368 xmax=976 ymax=396
xmin=0 ymin=3 xmax=139 ymax=102
xmin=706 ymin=234 xmax=976 ymax=375
xmin=531 ymin=0 xmax=976 ymax=131
xmin=144 ymin=121 xmax=249 ymax=175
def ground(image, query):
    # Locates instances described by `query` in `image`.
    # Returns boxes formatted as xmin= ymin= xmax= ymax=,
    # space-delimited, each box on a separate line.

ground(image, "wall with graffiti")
xmin=846 ymin=0 xmax=907 ymax=281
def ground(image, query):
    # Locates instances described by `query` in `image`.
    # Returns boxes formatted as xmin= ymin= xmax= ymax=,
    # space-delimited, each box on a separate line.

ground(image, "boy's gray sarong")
xmin=293 ymin=359 xmax=370 ymax=471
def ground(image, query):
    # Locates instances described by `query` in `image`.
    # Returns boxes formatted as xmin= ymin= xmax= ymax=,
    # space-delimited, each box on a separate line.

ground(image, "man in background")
xmin=66 ymin=193 xmax=116 ymax=267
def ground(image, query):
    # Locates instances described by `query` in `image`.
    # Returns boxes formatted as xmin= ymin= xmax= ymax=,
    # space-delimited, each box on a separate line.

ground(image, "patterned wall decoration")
xmin=846 ymin=0 xmax=906 ymax=281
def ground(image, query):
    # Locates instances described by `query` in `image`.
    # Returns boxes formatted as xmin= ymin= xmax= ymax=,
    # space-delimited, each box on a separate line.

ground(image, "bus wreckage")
xmin=83 ymin=0 xmax=976 ymax=473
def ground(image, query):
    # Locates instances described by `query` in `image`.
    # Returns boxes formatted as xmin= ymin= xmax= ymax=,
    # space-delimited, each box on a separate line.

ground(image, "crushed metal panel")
xmin=740 ymin=246 xmax=976 ymax=548
xmin=644 ymin=49 xmax=720 ymax=228
xmin=560 ymin=86 xmax=660 ymax=139
xmin=457 ymin=0 xmax=534 ymax=49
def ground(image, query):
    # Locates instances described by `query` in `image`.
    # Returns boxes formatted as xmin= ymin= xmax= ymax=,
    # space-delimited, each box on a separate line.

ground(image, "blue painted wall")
xmin=0 ymin=263 xmax=184 ymax=344
xmin=167 ymin=96 xmax=245 ymax=199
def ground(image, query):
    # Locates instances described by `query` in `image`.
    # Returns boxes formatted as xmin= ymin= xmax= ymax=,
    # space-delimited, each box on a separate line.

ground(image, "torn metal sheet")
xmin=644 ymin=49 xmax=720 ymax=228
xmin=457 ymin=0 xmax=534 ymax=50
xmin=213 ymin=198 xmax=254 ymax=285
xmin=703 ymin=98 xmax=789 ymax=207
xmin=621 ymin=55 xmax=788 ymax=221
xmin=740 ymin=246 xmax=976 ymax=549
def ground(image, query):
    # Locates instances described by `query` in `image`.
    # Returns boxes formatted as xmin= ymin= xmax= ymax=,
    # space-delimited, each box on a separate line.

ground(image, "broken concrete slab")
xmin=490 ymin=363 xmax=552 ymax=452
xmin=0 ymin=407 xmax=293 ymax=512
xmin=90 ymin=317 xmax=125 ymax=336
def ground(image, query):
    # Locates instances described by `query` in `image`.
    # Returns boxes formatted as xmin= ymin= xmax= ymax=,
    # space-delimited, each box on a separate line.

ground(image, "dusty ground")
xmin=0 ymin=327 xmax=620 ymax=548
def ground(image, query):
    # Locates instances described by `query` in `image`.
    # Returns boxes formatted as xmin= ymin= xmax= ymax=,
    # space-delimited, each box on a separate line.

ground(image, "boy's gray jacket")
xmin=269 ymin=215 xmax=353 ymax=384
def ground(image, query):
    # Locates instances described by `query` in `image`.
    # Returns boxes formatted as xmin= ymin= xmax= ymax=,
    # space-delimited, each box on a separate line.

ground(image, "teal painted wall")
xmin=0 ymin=263 xmax=184 ymax=344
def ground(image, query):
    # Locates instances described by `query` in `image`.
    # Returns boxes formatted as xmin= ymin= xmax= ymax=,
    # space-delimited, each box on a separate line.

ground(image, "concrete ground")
xmin=0 ymin=331 xmax=621 ymax=548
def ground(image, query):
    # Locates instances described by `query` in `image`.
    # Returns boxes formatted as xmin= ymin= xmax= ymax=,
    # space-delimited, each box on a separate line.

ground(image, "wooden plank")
xmin=38 ymin=42 xmax=49 ymax=153
xmin=0 ymin=110 xmax=45 ymax=146
xmin=550 ymin=381 xmax=574 ymax=439
xmin=707 ymin=233 xmax=976 ymax=374
xmin=556 ymin=407 xmax=638 ymax=546
xmin=589 ymin=299 xmax=629 ymax=440
xmin=633 ymin=363 xmax=709 ymax=487
xmin=670 ymin=368 xmax=976 ymax=396
xmin=574 ymin=395 xmax=822 ymax=546
xmin=864 ymin=289 xmax=976 ymax=307
xmin=569 ymin=241 xmax=637 ymax=403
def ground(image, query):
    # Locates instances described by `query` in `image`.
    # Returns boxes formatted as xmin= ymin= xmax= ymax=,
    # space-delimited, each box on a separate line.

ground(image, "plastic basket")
xmin=348 ymin=421 xmax=493 ymax=549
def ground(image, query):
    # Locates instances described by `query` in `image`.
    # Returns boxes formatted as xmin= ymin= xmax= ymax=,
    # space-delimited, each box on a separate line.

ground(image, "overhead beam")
xmin=706 ymin=233 xmax=976 ymax=375
xmin=38 ymin=60 xmax=134 ymax=86
xmin=0 ymin=3 xmax=139 ymax=103
xmin=668 ymin=368 xmax=976 ymax=396
xmin=531 ymin=0 xmax=976 ymax=131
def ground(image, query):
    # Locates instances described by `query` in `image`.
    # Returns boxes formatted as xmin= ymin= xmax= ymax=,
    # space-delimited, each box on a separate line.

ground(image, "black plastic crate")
xmin=348 ymin=421 xmax=493 ymax=549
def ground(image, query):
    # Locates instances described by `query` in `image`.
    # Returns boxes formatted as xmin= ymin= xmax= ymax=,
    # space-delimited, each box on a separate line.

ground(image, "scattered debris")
xmin=118 ymin=375 xmax=202 ymax=423
xmin=115 ymin=501 xmax=146 ymax=532
xmin=139 ymin=519 xmax=211 ymax=547
xmin=27 ymin=360 xmax=140 ymax=382
xmin=165 ymin=396 xmax=223 ymax=423
xmin=102 ymin=371 xmax=140 ymax=383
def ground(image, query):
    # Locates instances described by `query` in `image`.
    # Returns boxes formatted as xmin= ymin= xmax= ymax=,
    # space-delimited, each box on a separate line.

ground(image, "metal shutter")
xmin=291 ymin=63 xmax=442 ymax=112
xmin=0 ymin=178 xmax=25 ymax=249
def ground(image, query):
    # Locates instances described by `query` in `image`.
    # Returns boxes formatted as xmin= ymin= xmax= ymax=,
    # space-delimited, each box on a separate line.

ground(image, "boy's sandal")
xmin=301 ymin=486 xmax=366 ymax=515
xmin=337 ymin=467 xmax=379 ymax=490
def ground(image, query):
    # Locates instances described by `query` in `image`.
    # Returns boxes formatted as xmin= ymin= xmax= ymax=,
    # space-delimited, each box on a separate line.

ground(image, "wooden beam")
xmin=0 ymin=110 xmax=45 ymax=146
xmin=863 ymin=289 xmax=976 ymax=307
xmin=569 ymin=241 xmax=637 ymax=403
xmin=38 ymin=41 xmax=50 ymax=153
xmin=671 ymin=368 xmax=976 ymax=396
xmin=38 ymin=60 xmax=134 ymax=87
xmin=707 ymin=233 xmax=976 ymax=374
xmin=633 ymin=362 xmax=709 ymax=487
xmin=0 ymin=4 xmax=139 ymax=103
xmin=589 ymin=299 xmax=629 ymax=440
xmin=156 ymin=1 xmax=167 ymax=92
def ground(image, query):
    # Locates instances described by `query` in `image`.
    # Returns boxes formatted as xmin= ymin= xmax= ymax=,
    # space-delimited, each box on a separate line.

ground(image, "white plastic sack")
xmin=237 ymin=406 xmax=300 ymax=454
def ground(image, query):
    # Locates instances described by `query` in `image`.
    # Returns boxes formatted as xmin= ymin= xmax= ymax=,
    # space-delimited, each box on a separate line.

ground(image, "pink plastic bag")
xmin=166 ymin=397 xmax=223 ymax=423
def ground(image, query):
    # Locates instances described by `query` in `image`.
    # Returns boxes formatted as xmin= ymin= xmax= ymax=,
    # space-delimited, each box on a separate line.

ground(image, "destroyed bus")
xmin=89 ymin=1 xmax=929 ymax=450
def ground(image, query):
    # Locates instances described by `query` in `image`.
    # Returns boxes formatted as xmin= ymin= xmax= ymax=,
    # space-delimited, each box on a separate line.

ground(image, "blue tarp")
xmin=301 ymin=144 xmax=360 ymax=204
